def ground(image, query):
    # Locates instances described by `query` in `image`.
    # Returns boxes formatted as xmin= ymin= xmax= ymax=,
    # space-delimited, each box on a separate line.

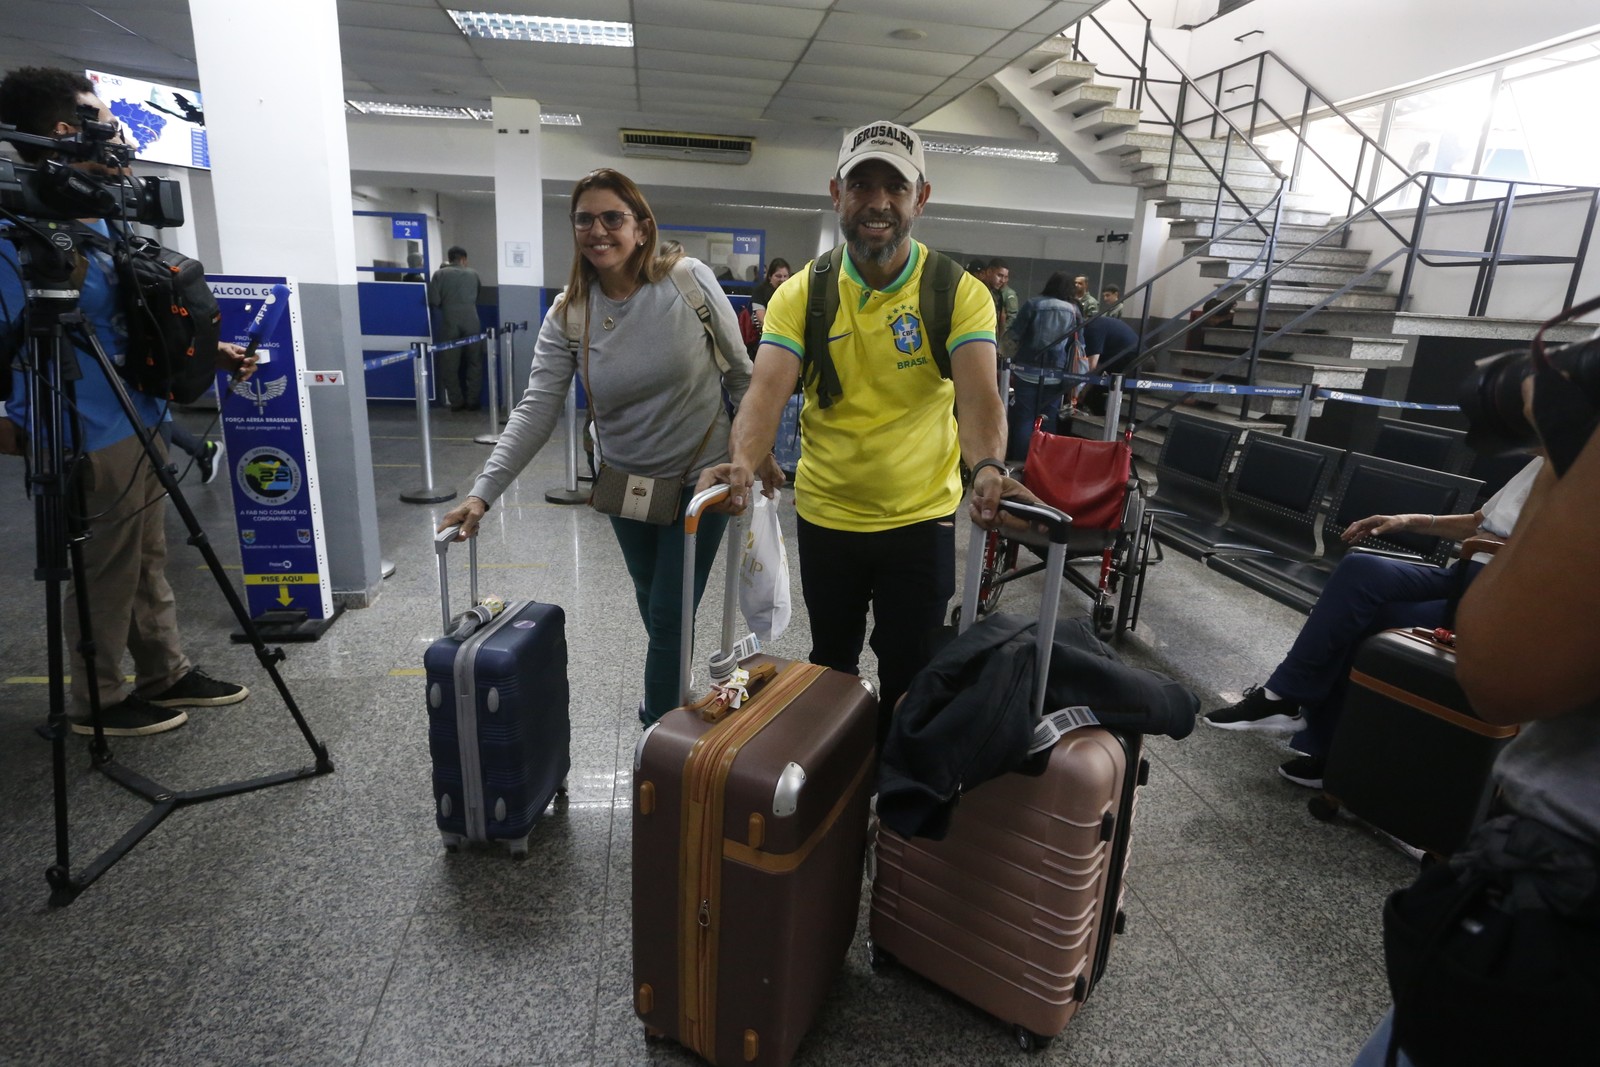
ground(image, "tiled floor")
xmin=0 ymin=406 xmax=1417 ymax=1066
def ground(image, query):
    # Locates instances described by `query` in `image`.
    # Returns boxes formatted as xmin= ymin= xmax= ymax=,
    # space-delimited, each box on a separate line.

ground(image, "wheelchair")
xmin=962 ymin=420 xmax=1155 ymax=641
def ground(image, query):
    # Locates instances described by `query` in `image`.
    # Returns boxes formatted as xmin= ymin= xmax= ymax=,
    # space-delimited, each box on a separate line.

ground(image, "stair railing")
xmin=1065 ymin=0 xmax=1287 ymax=244
xmin=1092 ymin=169 xmax=1600 ymax=437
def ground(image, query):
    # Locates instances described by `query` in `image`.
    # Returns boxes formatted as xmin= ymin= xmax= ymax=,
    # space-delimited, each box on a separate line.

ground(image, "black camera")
xmin=0 ymin=107 xmax=183 ymax=227
xmin=1459 ymin=335 xmax=1600 ymax=454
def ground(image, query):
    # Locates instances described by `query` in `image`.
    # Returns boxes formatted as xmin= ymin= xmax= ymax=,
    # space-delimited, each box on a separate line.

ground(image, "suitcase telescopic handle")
xmin=959 ymin=499 xmax=1071 ymax=721
xmin=680 ymin=485 xmax=745 ymax=708
xmin=434 ymin=525 xmax=480 ymax=634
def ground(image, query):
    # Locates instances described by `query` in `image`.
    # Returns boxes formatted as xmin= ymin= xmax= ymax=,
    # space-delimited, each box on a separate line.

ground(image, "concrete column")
xmin=189 ymin=0 xmax=384 ymax=606
xmin=1125 ymin=194 xmax=1171 ymax=320
xmin=813 ymin=211 xmax=838 ymax=259
xmin=491 ymin=97 xmax=544 ymax=386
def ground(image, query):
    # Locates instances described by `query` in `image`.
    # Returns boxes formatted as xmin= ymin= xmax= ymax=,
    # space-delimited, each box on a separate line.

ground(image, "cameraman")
xmin=1353 ymin=372 xmax=1600 ymax=1065
xmin=0 ymin=66 xmax=255 ymax=736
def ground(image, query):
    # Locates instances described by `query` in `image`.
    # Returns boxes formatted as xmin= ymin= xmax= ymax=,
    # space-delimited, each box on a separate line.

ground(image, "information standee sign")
xmin=208 ymin=276 xmax=335 ymax=636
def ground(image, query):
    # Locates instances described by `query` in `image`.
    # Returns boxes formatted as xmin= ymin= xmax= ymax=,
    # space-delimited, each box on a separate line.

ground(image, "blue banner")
xmin=208 ymin=276 xmax=334 ymax=621
xmin=1315 ymin=389 xmax=1462 ymax=412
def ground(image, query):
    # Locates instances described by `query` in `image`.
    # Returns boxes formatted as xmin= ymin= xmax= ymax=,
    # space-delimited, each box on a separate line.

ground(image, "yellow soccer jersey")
xmin=761 ymin=241 xmax=997 ymax=531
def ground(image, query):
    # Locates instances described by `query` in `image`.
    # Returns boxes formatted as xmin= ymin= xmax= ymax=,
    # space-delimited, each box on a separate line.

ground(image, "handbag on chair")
xmin=1021 ymin=421 xmax=1133 ymax=532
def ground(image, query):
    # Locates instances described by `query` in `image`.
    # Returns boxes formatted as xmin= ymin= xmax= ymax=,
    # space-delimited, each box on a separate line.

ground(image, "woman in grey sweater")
xmin=439 ymin=169 xmax=754 ymax=723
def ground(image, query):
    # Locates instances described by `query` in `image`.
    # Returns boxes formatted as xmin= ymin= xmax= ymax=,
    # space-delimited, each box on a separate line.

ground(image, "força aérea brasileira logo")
xmin=236 ymin=446 xmax=303 ymax=506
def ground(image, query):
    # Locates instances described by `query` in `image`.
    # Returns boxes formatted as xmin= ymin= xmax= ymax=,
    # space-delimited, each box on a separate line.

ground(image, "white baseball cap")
xmin=837 ymin=120 xmax=926 ymax=183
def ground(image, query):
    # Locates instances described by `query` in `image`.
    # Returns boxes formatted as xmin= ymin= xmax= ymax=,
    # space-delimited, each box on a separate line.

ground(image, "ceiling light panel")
xmin=448 ymin=11 xmax=634 ymax=47
xmin=923 ymin=140 xmax=1059 ymax=163
xmin=347 ymin=101 xmax=492 ymax=120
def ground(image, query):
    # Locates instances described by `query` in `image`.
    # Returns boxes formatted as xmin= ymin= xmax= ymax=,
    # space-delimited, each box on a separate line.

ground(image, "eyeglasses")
xmin=571 ymin=210 xmax=636 ymax=231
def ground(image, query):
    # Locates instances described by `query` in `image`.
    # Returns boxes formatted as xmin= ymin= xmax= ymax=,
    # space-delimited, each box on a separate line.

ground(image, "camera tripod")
xmin=5 ymin=217 xmax=333 ymax=907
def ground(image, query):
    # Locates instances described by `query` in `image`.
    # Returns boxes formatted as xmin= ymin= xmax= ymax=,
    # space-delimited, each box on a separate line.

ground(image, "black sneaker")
xmin=70 ymin=693 xmax=188 ymax=736
xmin=197 ymin=440 xmax=224 ymax=485
xmin=1278 ymin=755 xmax=1326 ymax=789
xmin=144 ymin=668 xmax=249 ymax=708
xmin=1204 ymin=686 xmax=1305 ymax=735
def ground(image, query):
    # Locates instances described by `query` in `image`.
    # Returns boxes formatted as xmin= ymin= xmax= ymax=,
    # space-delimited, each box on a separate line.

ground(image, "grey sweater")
xmin=470 ymin=258 xmax=751 ymax=505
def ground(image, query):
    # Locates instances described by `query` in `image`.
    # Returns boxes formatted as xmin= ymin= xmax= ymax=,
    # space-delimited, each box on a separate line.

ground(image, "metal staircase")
xmin=989 ymin=2 xmax=1600 ymax=459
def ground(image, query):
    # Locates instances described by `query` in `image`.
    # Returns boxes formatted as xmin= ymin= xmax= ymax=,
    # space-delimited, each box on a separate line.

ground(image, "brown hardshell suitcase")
xmin=632 ymin=485 xmax=877 ymax=1067
xmin=869 ymin=501 xmax=1147 ymax=1052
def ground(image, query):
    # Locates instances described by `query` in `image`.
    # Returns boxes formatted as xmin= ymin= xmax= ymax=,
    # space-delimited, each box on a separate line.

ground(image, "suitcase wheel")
xmin=506 ymin=835 xmax=531 ymax=861
xmin=440 ymin=832 xmax=464 ymax=854
xmin=1307 ymin=794 xmax=1340 ymax=823
xmin=1013 ymin=1025 xmax=1051 ymax=1053
xmin=867 ymin=939 xmax=894 ymax=970
xmin=557 ymin=779 xmax=569 ymax=798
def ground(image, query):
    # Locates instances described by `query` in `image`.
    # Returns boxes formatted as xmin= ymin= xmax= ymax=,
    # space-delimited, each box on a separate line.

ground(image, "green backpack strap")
xmin=803 ymin=244 xmax=962 ymax=409
xmin=918 ymin=249 xmax=963 ymax=381
xmin=802 ymin=245 xmax=846 ymax=408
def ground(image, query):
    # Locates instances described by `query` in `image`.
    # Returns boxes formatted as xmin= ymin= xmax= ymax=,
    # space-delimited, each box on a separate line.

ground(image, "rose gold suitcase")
xmin=632 ymin=486 xmax=877 ymax=1067
xmin=869 ymin=501 xmax=1147 ymax=1052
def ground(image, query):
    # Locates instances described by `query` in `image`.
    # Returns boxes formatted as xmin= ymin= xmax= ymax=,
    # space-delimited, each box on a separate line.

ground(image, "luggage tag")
xmin=689 ymin=662 xmax=779 ymax=724
xmin=1027 ymin=706 xmax=1101 ymax=755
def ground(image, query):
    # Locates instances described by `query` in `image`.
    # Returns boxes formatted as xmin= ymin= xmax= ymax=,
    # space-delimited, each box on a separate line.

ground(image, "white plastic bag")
xmin=738 ymin=481 xmax=791 ymax=643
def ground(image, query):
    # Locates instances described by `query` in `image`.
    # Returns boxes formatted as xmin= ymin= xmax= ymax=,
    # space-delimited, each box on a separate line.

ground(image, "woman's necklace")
xmin=600 ymin=279 xmax=639 ymax=330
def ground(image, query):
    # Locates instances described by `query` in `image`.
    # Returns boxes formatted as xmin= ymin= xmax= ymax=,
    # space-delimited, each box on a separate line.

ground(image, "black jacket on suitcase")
xmin=879 ymin=616 xmax=1197 ymax=840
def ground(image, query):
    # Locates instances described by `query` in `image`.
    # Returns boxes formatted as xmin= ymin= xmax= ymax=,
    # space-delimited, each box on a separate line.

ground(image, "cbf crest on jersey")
xmin=891 ymin=311 xmax=924 ymax=355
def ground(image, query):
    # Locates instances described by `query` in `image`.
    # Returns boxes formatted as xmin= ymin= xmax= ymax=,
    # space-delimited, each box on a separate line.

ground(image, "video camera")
xmin=0 ymin=104 xmax=183 ymax=227
xmin=1460 ymin=331 xmax=1600 ymax=456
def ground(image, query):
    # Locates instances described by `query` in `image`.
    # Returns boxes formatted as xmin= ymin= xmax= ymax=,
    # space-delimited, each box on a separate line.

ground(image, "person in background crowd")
xmin=1073 ymin=275 xmax=1100 ymax=319
xmin=1004 ymin=270 xmax=1082 ymax=462
xmin=428 ymin=245 xmax=484 ymax=411
xmin=983 ymin=258 xmax=1019 ymax=336
xmin=438 ymin=169 xmax=753 ymax=726
xmin=748 ymin=257 xmax=791 ymax=335
xmin=1100 ymin=284 xmax=1124 ymax=319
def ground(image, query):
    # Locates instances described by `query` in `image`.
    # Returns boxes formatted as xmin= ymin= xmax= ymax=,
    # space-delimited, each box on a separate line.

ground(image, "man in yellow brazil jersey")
xmin=699 ymin=119 xmax=1009 ymax=745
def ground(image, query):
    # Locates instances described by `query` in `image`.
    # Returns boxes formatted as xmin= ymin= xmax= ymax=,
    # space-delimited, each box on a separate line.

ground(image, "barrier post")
xmin=1102 ymin=375 xmax=1125 ymax=441
xmin=400 ymin=341 xmax=457 ymax=504
xmin=1291 ymin=382 xmax=1316 ymax=440
xmin=474 ymin=327 xmax=501 ymax=446
xmin=544 ymin=378 xmax=588 ymax=505
xmin=499 ymin=322 xmax=519 ymax=424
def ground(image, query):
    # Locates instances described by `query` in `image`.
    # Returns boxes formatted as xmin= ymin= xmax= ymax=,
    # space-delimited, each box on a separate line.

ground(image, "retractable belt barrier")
xmin=1063 ymin=372 xmax=1462 ymax=412
xmin=362 ymin=351 xmax=412 ymax=372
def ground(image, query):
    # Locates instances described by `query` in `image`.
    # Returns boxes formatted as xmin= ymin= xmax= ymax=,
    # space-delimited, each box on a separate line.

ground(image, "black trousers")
xmin=795 ymin=512 xmax=957 ymax=748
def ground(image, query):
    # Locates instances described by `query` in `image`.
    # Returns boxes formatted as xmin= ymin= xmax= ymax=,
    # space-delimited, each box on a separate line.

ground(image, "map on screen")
xmin=86 ymin=69 xmax=210 ymax=170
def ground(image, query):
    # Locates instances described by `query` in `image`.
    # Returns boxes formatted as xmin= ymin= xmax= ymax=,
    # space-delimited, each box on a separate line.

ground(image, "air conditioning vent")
xmin=619 ymin=129 xmax=753 ymax=164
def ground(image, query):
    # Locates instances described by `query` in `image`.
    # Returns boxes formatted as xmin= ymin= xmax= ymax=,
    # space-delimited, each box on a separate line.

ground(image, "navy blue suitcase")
xmin=425 ymin=527 xmax=570 ymax=858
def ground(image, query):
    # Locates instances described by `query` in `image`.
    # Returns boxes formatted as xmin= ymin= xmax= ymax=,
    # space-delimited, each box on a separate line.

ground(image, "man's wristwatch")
xmin=970 ymin=458 xmax=1009 ymax=481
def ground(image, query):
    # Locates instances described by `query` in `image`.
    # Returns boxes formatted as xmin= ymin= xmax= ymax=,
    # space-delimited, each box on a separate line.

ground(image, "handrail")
xmin=1200 ymin=48 xmax=1434 ymax=211
xmin=1049 ymin=0 xmax=1598 ymax=428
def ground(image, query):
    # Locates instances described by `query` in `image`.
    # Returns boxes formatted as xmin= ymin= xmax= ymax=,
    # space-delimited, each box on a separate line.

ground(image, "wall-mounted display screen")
xmin=87 ymin=68 xmax=210 ymax=170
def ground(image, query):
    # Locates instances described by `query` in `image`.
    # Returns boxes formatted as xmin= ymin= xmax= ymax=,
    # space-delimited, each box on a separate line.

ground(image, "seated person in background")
xmin=1204 ymin=456 xmax=1544 ymax=789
